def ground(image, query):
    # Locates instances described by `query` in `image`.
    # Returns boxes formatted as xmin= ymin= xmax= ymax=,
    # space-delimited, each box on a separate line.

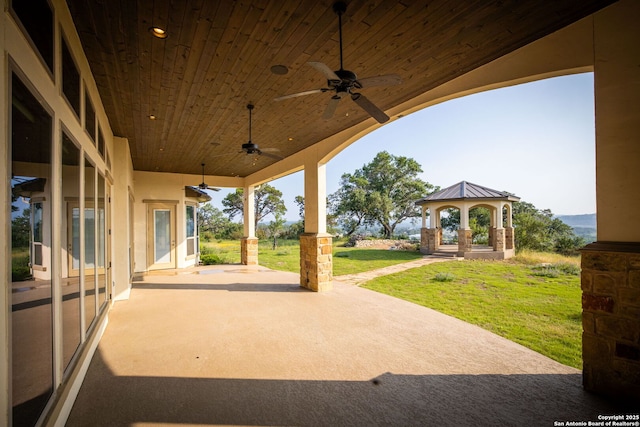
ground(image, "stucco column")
xmin=241 ymin=185 xmax=258 ymax=265
xmin=582 ymin=0 xmax=640 ymax=401
xmin=300 ymin=158 xmax=332 ymax=291
xmin=457 ymin=203 xmax=472 ymax=256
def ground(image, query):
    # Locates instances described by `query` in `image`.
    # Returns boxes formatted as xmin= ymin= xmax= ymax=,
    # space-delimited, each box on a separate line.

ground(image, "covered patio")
xmin=66 ymin=265 xmax=623 ymax=426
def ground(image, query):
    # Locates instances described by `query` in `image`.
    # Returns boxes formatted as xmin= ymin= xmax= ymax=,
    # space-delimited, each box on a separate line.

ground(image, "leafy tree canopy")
xmin=330 ymin=151 xmax=436 ymax=238
xmin=221 ymin=183 xmax=286 ymax=229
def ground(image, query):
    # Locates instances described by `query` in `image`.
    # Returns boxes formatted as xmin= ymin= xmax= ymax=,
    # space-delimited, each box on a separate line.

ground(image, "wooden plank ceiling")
xmin=66 ymin=0 xmax=614 ymax=178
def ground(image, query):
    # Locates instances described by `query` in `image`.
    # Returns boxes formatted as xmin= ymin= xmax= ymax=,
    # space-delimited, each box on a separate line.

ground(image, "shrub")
xmin=531 ymin=264 xmax=560 ymax=278
xmin=553 ymin=262 xmax=581 ymax=275
xmin=433 ymin=272 xmax=455 ymax=282
xmin=200 ymin=254 xmax=223 ymax=265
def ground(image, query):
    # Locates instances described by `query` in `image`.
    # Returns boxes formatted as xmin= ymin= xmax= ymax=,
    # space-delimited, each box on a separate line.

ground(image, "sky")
xmin=208 ymin=73 xmax=596 ymax=222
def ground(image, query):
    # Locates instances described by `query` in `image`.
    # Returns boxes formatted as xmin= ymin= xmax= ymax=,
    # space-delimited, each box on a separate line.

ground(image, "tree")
xmin=198 ymin=204 xmax=242 ymax=240
xmin=222 ymin=183 xmax=286 ymax=229
xmin=330 ymin=151 xmax=436 ymax=238
xmin=512 ymin=201 xmax=585 ymax=254
xmin=267 ymin=213 xmax=286 ymax=249
xmin=440 ymin=207 xmax=491 ymax=243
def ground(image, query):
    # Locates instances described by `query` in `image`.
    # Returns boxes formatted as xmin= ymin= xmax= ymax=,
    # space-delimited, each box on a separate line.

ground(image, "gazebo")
xmin=416 ymin=181 xmax=520 ymax=259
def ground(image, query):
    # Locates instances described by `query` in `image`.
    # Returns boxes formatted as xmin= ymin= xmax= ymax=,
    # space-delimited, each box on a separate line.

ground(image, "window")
xmin=186 ymin=205 xmax=197 ymax=257
xmin=62 ymin=36 xmax=81 ymax=117
xmin=84 ymin=158 xmax=97 ymax=331
xmin=10 ymin=71 xmax=54 ymax=427
xmin=85 ymin=90 xmax=96 ymax=143
xmin=61 ymin=131 xmax=81 ymax=370
xmin=11 ymin=0 xmax=54 ymax=73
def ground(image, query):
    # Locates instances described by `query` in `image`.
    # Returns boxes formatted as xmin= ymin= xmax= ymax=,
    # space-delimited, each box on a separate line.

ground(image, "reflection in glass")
xmin=97 ymin=173 xmax=106 ymax=308
xmin=154 ymin=209 xmax=171 ymax=263
xmin=11 ymin=72 xmax=53 ymax=426
xmin=84 ymin=159 xmax=96 ymax=331
xmin=186 ymin=205 xmax=195 ymax=256
xmin=62 ymin=132 xmax=81 ymax=370
xmin=62 ymin=36 xmax=80 ymax=116
xmin=11 ymin=0 xmax=54 ymax=72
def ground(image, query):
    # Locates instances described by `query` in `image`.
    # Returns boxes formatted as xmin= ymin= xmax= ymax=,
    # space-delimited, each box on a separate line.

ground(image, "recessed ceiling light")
xmin=159 ymin=147 xmax=164 ymax=152
xmin=288 ymin=137 xmax=293 ymax=141
xmin=270 ymin=65 xmax=289 ymax=75
xmin=149 ymin=114 xmax=157 ymax=120
xmin=149 ymin=26 xmax=168 ymax=39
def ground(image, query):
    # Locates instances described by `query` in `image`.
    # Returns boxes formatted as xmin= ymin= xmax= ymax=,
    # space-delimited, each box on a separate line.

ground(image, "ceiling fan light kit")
xmin=274 ymin=1 xmax=402 ymax=124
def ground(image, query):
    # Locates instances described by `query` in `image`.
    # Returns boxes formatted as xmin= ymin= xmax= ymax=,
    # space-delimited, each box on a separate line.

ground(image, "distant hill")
xmin=556 ymin=214 xmax=597 ymax=243
xmin=556 ymin=213 xmax=596 ymax=228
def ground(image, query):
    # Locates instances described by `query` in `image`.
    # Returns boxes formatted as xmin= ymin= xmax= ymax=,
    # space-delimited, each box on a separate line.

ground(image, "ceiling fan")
xmin=274 ymin=1 xmax=402 ymax=123
xmin=240 ymin=103 xmax=282 ymax=162
xmin=197 ymin=163 xmax=219 ymax=191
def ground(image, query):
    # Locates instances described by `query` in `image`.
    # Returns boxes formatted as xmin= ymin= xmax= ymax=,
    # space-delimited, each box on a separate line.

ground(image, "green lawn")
xmin=362 ymin=257 xmax=583 ymax=368
xmin=201 ymin=239 xmax=423 ymax=275
xmin=200 ymin=239 xmax=583 ymax=368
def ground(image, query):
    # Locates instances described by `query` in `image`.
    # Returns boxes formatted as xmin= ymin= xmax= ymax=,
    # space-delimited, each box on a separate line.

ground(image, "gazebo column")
xmin=457 ymin=203 xmax=472 ymax=257
xmin=300 ymin=158 xmax=332 ymax=292
xmin=505 ymin=205 xmax=515 ymax=250
xmin=493 ymin=204 xmax=505 ymax=253
xmin=240 ymin=185 xmax=258 ymax=265
xmin=582 ymin=0 xmax=640 ymax=400
xmin=420 ymin=205 xmax=438 ymax=254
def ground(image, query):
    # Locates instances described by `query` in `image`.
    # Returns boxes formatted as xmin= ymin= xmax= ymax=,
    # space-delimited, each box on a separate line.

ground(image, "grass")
xmin=201 ymin=239 xmax=423 ymax=275
xmin=362 ymin=255 xmax=583 ymax=368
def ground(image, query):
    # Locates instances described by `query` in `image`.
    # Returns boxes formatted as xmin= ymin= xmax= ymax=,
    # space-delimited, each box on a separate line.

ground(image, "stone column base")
xmin=505 ymin=227 xmax=514 ymax=250
xmin=240 ymin=237 xmax=258 ymax=265
xmin=581 ymin=242 xmax=640 ymax=401
xmin=457 ymin=229 xmax=472 ymax=257
xmin=420 ymin=228 xmax=437 ymax=254
xmin=493 ymin=228 xmax=505 ymax=252
xmin=300 ymin=233 xmax=332 ymax=292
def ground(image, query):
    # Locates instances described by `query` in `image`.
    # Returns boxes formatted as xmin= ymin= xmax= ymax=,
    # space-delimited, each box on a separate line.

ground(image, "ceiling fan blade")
xmin=323 ymin=95 xmax=342 ymax=120
xmin=308 ymin=62 xmax=340 ymax=81
xmin=356 ymin=74 xmax=402 ymax=88
xmin=351 ymin=93 xmax=390 ymax=123
xmin=274 ymin=89 xmax=326 ymax=101
xmin=260 ymin=147 xmax=280 ymax=153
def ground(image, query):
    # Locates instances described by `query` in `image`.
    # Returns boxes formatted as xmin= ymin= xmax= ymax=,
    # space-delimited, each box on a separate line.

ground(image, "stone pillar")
xmin=420 ymin=228 xmax=437 ymax=254
xmin=457 ymin=229 xmax=472 ymax=257
xmin=581 ymin=243 xmax=640 ymax=400
xmin=505 ymin=227 xmax=514 ymax=250
xmin=582 ymin=0 xmax=640 ymax=400
xmin=300 ymin=233 xmax=332 ymax=292
xmin=240 ymin=237 xmax=258 ymax=265
xmin=493 ymin=228 xmax=505 ymax=252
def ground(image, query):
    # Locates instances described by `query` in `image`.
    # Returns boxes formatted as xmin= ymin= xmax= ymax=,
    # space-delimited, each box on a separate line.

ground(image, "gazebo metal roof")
xmin=416 ymin=181 xmax=520 ymax=205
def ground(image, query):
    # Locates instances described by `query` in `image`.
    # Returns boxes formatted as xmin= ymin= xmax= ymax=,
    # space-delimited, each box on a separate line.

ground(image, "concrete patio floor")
xmin=67 ymin=264 xmax=625 ymax=426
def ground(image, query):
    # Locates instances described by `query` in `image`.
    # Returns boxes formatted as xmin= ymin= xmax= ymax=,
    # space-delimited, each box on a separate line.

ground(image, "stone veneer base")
xmin=581 ymin=241 xmax=640 ymax=401
xmin=299 ymin=233 xmax=332 ymax=292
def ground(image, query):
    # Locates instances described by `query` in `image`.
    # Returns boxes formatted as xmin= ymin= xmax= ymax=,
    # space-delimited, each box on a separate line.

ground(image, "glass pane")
xmin=154 ymin=210 xmax=171 ymax=264
xmin=85 ymin=92 xmax=96 ymax=143
xmin=187 ymin=238 xmax=195 ymax=256
xmin=11 ymin=0 xmax=54 ymax=72
xmin=32 ymin=202 xmax=43 ymax=243
xmin=11 ymin=72 xmax=53 ymax=426
xmin=72 ymin=207 xmax=80 ymax=270
xmin=62 ymin=132 xmax=81 ymax=370
xmin=186 ymin=205 xmax=195 ymax=237
xmin=97 ymin=174 xmax=106 ymax=308
xmin=84 ymin=159 xmax=96 ymax=330
xmin=62 ymin=36 xmax=80 ymax=116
